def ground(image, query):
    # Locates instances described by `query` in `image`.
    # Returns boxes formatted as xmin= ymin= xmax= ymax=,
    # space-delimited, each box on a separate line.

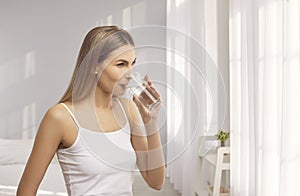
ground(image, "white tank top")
xmin=56 ymin=98 xmax=137 ymax=196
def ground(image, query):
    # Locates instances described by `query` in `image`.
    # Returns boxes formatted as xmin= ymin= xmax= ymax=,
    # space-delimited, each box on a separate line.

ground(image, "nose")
xmin=124 ymin=69 xmax=133 ymax=80
xmin=124 ymin=73 xmax=132 ymax=80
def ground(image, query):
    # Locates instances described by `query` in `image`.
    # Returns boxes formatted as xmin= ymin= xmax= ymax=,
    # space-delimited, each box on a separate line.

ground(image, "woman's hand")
xmin=132 ymin=75 xmax=161 ymax=124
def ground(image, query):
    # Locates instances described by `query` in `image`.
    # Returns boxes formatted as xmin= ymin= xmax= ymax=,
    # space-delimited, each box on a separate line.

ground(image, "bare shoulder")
xmin=16 ymin=103 xmax=71 ymax=194
xmin=40 ymin=102 xmax=74 ymax=135
xmin=45 ymin=103 xmax=70 ymax=124
xmin=42 ymin=102 xmax=78 ymax=149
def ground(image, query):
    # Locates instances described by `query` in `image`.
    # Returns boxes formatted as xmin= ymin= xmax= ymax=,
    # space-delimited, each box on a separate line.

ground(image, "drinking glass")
xmin=123 ymin=71 xmax=160 ymax=111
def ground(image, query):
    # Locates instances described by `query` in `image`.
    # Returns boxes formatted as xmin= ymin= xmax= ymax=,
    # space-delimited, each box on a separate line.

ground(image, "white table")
xmin=195 ymin=136 xmax=230 ymax=196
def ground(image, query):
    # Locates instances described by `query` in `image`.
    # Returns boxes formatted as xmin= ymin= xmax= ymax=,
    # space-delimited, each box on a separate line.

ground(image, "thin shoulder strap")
xmin=60 ymin=103 xmax=81 ymax=128
xmin=114 ymin=97 xmax=129 ymax=122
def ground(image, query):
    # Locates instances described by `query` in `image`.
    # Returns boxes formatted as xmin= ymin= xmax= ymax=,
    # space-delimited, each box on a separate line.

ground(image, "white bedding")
xmin=0 ymin=139 xmax=67 ymax=195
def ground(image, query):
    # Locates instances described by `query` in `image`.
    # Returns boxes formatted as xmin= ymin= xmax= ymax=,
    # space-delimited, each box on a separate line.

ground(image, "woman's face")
xmin=97 ymin=45 xmax=136 ymax=96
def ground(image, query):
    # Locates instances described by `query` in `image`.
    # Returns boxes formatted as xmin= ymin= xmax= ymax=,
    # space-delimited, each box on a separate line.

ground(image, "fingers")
xmin=143 ymin=75 xmax=161 ymax=100
xmin=132 ymin=94 xmax=142 ymax=108
xmin=150 ymin=85 xmax=160 ymax=100
xmin=144 ymin=74 xmax=149 ymax=81
xmin=132 ymin=94 xmax=151 ymax=123
xmin=132 ymin=94 xmax=148 ymax=112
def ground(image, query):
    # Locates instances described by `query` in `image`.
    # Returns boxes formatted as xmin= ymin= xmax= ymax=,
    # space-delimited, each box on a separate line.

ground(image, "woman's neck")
xmin=94 ymin=86 xmax=114 ymax=110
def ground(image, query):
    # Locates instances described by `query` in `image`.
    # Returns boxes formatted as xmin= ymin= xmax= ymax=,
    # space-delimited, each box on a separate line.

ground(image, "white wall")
xmin=0 ymin=0 xmax=166 ymax=139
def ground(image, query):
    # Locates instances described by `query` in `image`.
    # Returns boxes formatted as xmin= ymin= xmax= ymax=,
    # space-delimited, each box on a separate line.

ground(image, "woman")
xmin=17 ymin=26 xmax=165 ymax=195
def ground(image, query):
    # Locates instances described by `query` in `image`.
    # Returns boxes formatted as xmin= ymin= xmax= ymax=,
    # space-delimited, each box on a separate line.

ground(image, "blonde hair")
xmin=58 ymin=26 xmax=134 ymax=103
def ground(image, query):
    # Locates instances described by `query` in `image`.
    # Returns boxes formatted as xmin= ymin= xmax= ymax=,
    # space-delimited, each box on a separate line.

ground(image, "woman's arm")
xmin=17 ymin=106 xmax=65 ymax=196
xmin=126 ymin=99 xmax=165 ymax=190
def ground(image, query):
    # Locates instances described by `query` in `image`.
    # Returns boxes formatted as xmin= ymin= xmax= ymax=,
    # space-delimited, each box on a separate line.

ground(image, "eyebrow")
xmin=116 ymin=57 xmax=136 ymax=64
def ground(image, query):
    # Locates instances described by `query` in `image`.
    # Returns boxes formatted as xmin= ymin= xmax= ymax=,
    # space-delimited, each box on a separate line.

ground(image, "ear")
xmin=94 ymin=65 xmax=104 ymax=74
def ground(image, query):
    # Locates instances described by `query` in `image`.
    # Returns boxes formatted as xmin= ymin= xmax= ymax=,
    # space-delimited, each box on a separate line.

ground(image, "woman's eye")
xmin=117 ymin=63 xmax=125 ymax=67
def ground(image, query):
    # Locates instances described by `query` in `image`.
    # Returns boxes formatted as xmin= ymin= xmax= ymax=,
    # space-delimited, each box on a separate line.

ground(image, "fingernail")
xmin=144 ymin=74 xmax=149 ymax=80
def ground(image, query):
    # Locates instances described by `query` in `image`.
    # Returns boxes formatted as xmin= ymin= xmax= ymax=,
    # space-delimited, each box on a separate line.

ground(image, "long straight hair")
xmin=58 ymin=26 xmax=134 ymax=103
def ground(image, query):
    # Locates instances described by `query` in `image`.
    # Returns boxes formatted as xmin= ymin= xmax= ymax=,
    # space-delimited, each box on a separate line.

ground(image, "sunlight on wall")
xmin=0 ymin=103 xmax=38 ymax=139
xmin=96 ymin=1 xmax=147 ymax=29
xmin=0 ymin=59 xmax=21 ymax=92
xmin=175 ymin=0 xmax=185 ymax=8
xmin=122 ymin=7 xmax=131 ymax=29
xmin=107 ymin=15 xmax=113 ymax=25
xmin=0 ymin=51 xmax=36 ymax=91
xmin=0 ymin=108 xmax=25 ymax=138
xmin=24 ymin=51 xmax=35 ymax=79
xmin=0 ymin=50 xmax=36 ymax=139
xmin=132 ymin=1 xmax=146 ymax=25
xmin=0 ymin=51 xmax=35 ymax=91
xmin=95 ymin=19 xmax=104 ymax=26
xmin=22 ymin=102 xmax=36 ymax=139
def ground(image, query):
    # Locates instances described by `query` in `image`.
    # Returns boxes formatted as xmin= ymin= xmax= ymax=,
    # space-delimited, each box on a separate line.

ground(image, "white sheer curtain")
xmin=230 ymin=0 xmax=300 ymax=195
xmin=166 ymin=0 xmax=230 ymax=195
xmin=166 ymin=0 xmax=207 ymax=195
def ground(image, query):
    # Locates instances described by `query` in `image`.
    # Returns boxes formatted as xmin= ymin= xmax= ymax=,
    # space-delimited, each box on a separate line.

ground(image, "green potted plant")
xmin=215 ymin=129 xmax=230 ymax=147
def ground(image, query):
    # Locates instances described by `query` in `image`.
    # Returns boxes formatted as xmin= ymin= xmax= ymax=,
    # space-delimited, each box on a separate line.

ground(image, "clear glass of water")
xmin=123 ymin=71 xmax=160 ymax=111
